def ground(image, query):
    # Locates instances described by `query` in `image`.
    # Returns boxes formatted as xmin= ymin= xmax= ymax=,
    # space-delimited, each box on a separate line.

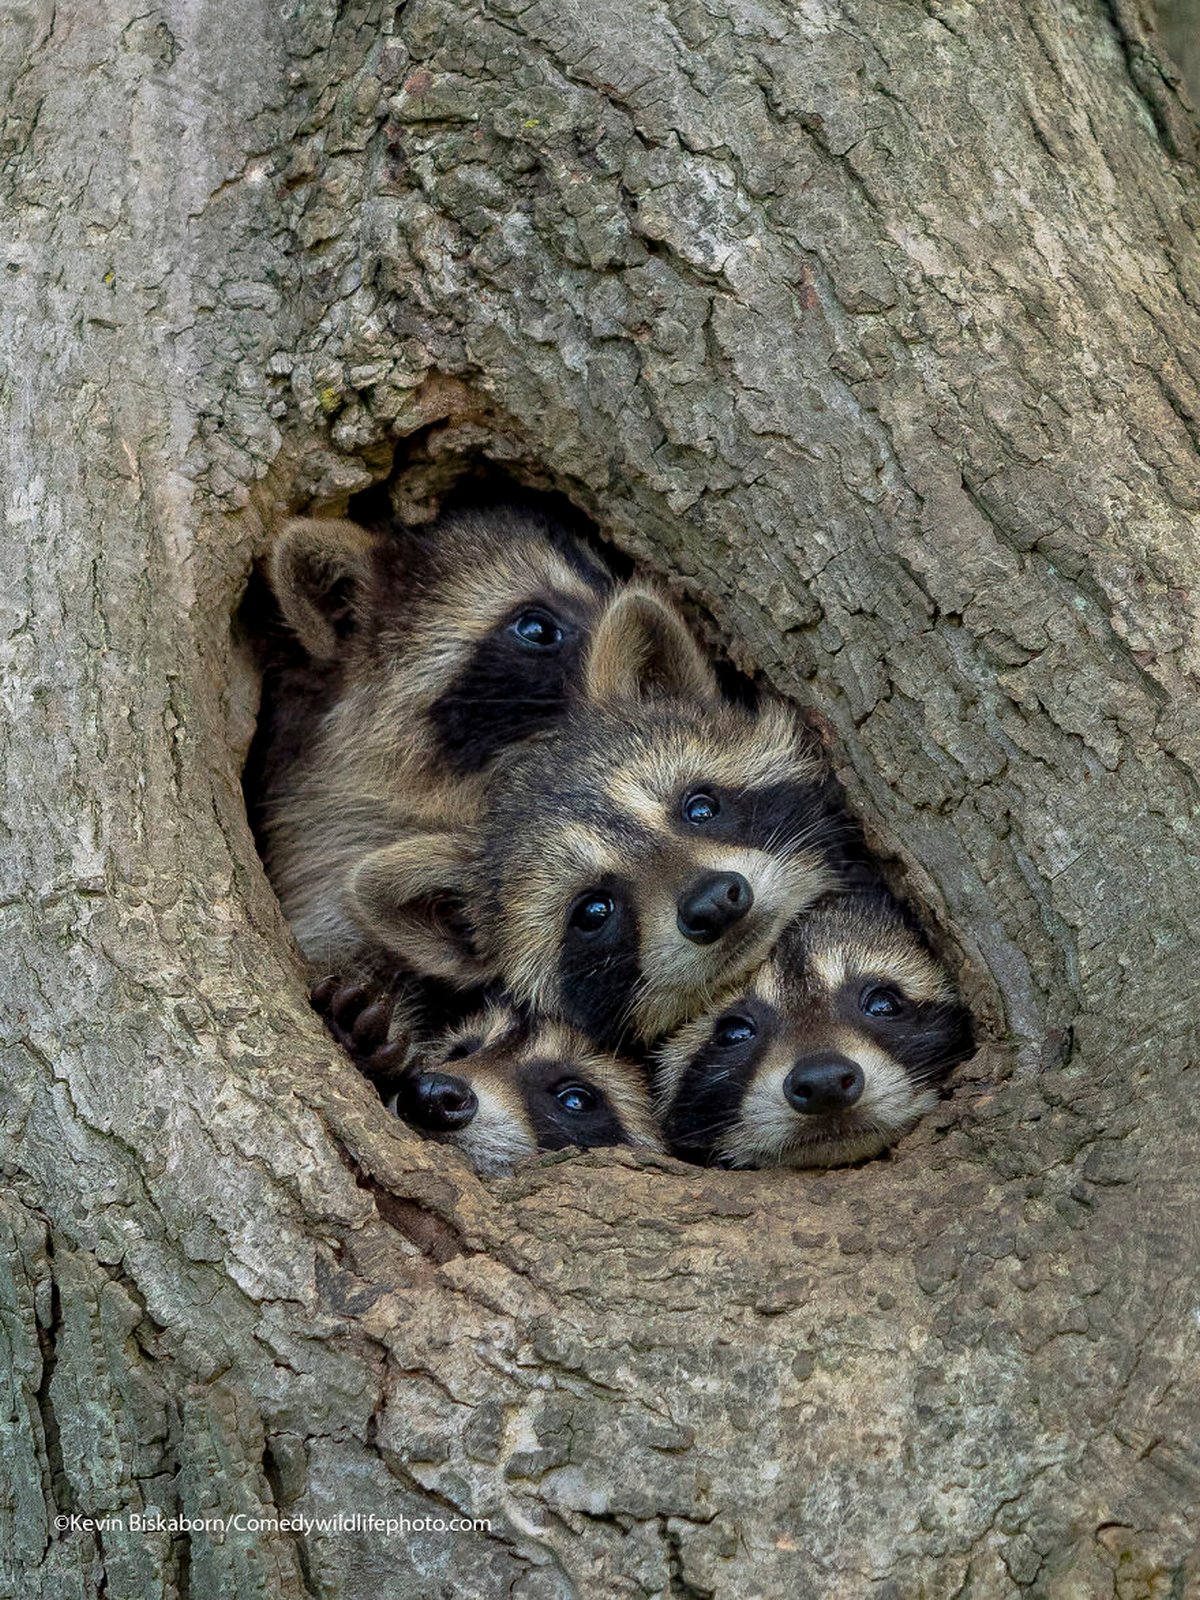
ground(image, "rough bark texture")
xmin=2 ymin=0 xmax=1199 ymax=1595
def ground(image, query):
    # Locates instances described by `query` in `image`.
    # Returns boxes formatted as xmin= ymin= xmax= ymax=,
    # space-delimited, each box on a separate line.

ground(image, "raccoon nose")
xmin=676 ymin=872 xmax=754 ymax=944
xmin=784 ymin=1056 xmax=865 ymax=1116
xmin=399 ymin=1071 xmax=479 ymax=1132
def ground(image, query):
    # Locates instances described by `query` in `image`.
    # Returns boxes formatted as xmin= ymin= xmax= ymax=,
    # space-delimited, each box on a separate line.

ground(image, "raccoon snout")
xmin=397 ymin=1071 xmax=479 ymax=1132
xmin=676 ymin=872 xmax=754 ymax=945
xmin=783 ymin=1056 xmax=865 ymax=1116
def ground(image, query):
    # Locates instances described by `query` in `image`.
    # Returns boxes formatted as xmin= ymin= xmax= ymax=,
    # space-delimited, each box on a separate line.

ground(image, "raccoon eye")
xmin=569 ymin=893 xmax=616 ymax=934
xmin=682 ymin=790 xmax=720 ymax=825
xmin=509 ymin=608 xmax=564 ymax=650
xmin=861 ymin=985 xmax=906 ymax=1019
xmin=712 ymin=1015 xmax=756 ymax=1048
xmin=555 ymin=1081 xmax=598 ymax=1114
xmin=443 ymin=1039 xmax=479 ymax=1062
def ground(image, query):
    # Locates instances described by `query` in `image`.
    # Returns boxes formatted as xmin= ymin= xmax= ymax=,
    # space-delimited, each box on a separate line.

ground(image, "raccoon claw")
xmin=309 ymin=974 xmax=341 ymax=1013
xmin=329 ymin=980 xmax=371 ymax=1027
xmin=359 ymin=1039 xmax=411 ymax=1092
xmin=311 ymin=976 xmax=391 ymax=1066
xmin=346 ymin=998 xmax=391 ymax=1054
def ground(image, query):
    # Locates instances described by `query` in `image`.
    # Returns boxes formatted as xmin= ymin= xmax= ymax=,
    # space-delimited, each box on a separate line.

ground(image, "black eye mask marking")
xmin=853 ymin=993 xmax=976 ymax=1085
xmin=671 ymin=781 xmax=843 ymax=864
xmin=442 ymin=1037 xmax=482 ymax=1062
xmin=429 ymin=599 xmax=588 ymax=773
xmin=522 ymin=1061 xmax=632 ymax=1151
xmin=558 ymin=878 xmax=642 ymax=1052
xmin=660 ymin=1003 xmax=770 ymax=1164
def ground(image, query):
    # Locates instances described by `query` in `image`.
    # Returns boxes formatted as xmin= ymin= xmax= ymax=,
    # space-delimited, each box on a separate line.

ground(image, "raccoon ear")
xmin=584 ymin=587 xmax=720 ymax=705
xmin=346 ymin=836 xmax=490 ymax=988
xmin=268 ymin=518 xmax=378 ymax=662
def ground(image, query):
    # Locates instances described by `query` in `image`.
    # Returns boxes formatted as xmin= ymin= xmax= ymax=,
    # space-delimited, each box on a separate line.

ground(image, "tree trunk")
xmin=2 ymin=0 xmax=1198 ymax=1594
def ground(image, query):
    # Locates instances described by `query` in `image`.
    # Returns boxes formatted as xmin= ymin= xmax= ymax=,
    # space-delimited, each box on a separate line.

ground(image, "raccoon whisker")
xmin=786 ymin=804 xmax=863 ymax=849
xmin=627 ymin=960 xmax=723 ymax=1039
xmin=668 ymin=1110 xmax=753 ymax=1149
xmin=435 ymin=694 xmax=567 ymax=706
xmin=664 ymin=1102 xmax=742 ymax=1138
xmin=666 ymin=1061 xmax=745 ymax=1099
xmin=757 ymin=816 xmax=821 ymax=855
xmin=904 ymin=1067 xmax=954 ymax=1092
xmin=770 ymin=819 xmax=840 ymax=859
xmin=617 ymin=969 xmax=660 ymax=1033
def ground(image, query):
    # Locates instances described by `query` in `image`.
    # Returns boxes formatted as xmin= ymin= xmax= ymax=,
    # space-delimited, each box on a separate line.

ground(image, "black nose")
xmin=397 ymin=1071 xmax=479 ymax=1132
xmin=784 ymin=1055 xmax=865 ymax=1116
xmin=676 ymin=871 xmax=754 ymax=944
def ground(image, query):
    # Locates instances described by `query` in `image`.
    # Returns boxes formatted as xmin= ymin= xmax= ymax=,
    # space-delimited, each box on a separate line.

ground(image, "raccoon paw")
xmin=356 ymin=1039 xmax=413 ymax=1097
xmin=310 ymin=975 xmax=395 ymax=1067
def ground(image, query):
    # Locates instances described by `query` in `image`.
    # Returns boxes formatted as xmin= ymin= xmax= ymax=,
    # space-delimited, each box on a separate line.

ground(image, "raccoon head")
xmin=260 ymin=504 xmax=614 ymax=967
xmin=469 ymin=587 xmax=843 ymax=1047
xmin=655 ymin=891 xmax=976 ymax=1168
xmin=270 ymin=503 xmax=614 ymax=775
xmin=386 ymin=1004 xmax=663 ymax=1175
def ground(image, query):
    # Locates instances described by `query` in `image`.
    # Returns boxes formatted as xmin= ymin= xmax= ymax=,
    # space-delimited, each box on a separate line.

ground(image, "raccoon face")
xmin=470 ymin=588 xmax=841 ymax=1046
xmin=337 ymin=585 xmax=840 ymax=1016
xmin=541 ymin=711 xmax=838 ymax=1046
xmin=655 ymin=892 xmax=975 ymax=1168
xmin=272 ymin=502 xmax=614 ymax=775
xmin=386 ymin=1005 xmax=663 ymax=1175
xmin=399 ymin=531 xmax=613 ymax=775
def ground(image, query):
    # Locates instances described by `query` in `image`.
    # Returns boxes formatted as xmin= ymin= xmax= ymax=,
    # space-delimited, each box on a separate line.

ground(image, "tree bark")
xmin=2 ymin=0 xmax=1199 ymax=1595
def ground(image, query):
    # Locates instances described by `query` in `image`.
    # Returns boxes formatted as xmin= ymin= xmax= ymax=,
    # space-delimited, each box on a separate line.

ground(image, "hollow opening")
xmin=234 ymin=439 xmax=984 ymax=1181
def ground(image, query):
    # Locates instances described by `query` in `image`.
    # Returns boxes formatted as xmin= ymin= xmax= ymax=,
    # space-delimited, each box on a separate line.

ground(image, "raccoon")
xmin=385 ymin=1003 xmax=664 ymax=1175
xmin=248 ymin=497 xmax=614 ymax=978
xmin=654 ymin=890 xmax=976 ymax=1168
xmin=350 ymin=586 xmax=848 ymax=1046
